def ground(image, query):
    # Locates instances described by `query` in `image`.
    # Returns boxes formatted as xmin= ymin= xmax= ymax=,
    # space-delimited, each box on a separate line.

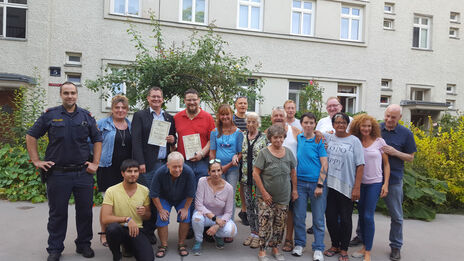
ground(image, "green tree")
xmin=86 ymin=16 xmax=264 ymax=112
xmin=297 ymin=80 xmax=324 ymax=120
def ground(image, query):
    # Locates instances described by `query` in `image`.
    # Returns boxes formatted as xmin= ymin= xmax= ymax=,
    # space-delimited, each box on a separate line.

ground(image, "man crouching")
xmin=101 ymin=159 xmax=154 ymax=261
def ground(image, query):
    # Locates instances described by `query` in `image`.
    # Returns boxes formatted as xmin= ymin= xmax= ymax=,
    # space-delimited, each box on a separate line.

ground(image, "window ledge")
xmin=380 ymin=104 xmax=389 ymax=107
xmin=384 ymin=12 xmax=396 ymax=16
xmin=450 ymin=21 xmax=461 ymax=24
xmin=449 ymin=36 xmax=460 ymax=40
xmin=411 ymin=47 xmax=433 ymax=52
xmin=381 ymin=88 xmax=393 ymax=92
xmin=64 ymin=64 xmax=82 ymax=68
xmin=383 ymin=28 xmax=395 ymax=31
xmin=446 ymin=93 xmax=458 ymax=96
xmin=0 ymin=37 xmax=27 ymax=42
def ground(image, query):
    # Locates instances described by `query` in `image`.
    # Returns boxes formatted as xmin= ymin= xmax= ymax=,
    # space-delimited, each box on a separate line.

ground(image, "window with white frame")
xmin=384 ymin=3 xmax=394 ymax=13
xmin=288 ymin=81 xmax=307 ymax=111
xmin=238 ymin=79 xmax=259 ymax=112
xmin=66 ymin=52 xmax=82 ymax=66
xmin=238 ymin=0 xmax=263 ymax=31
xmin=291 ymin=0 xmax=314 ymax=36
xmin=0 ymin=0 xmax=27 ymax=39
xmin=410 ymin=88 xmax=427 ymax=101
xmin=66 ymin=73 xmax=82 ymax=85
xmin=381 ymin=79 xmax=391 ymax=89
xmin=450 ymin=12 xmax=460 ymax=23
xmin=181 ymin=0 xmax=207 ymax=24
xmin=340 ymin=6 xmax=362 ymax=41
xmin=337 ymin=84 xmax=359 ymax=114
xmin=446 ymin=84 xmax=456 ymax=94
xmin=446 ymin=100 xmax=455 ymax=110
xmin=383 ymin=18 xmax=394 ymax=29
xmin=449 ymin=27 xmax=459 ymax=38
xmin=413 ymin=16 xmax=431 ymax=49
xmin=111 ymin=0 xmax=140 ymax=16
xmin=380 ymin=95 xmax=390 ymax=106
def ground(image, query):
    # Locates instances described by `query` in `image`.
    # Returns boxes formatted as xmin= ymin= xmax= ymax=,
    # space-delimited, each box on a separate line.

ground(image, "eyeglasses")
xmin=209 ymin=159 xmax=222 ymax=164
xmin=333 ymin=121 xmax=348 ymax=125
xmin=327 ymin=104 xmax=341 ymax=108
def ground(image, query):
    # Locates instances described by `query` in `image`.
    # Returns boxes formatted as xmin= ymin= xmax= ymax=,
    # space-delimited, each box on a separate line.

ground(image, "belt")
xmin=53 ymin=164 xmax=87 ymax=172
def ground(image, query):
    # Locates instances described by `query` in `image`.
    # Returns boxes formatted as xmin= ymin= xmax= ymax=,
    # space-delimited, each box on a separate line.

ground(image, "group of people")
xmin=26 ymin=81 xmax=416 ymax=261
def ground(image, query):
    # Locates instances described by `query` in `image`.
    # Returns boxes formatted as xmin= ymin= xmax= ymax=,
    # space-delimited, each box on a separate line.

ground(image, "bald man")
xmin=350 ymin=104 xmax=416 ymax=261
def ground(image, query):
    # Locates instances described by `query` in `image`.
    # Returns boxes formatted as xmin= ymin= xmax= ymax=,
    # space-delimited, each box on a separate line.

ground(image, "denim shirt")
xmin=97 ymin=116 xmax=131 ymax=167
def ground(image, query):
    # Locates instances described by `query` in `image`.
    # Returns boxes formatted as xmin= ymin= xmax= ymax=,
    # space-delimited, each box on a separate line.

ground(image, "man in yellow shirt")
xmin=101 ymin=159 xmax=154 ymax=261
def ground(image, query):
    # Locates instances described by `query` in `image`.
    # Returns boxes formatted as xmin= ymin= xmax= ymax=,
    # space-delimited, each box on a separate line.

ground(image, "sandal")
xmin=282 ymin=239 xmax=293 ymax=252
xmin=324 ymin=247 xmax=341 ymax=257
xmin=178 ymin=244 xmax=189 ymax=257
xmin=98 ymin=232 xmax=108 ymax=247
xmin=243 ymin=235 xmax=253 ymax=246
xmin=156 ymin=245 xmax=168 ymax=258
xmin=250 ymin=237 xmax=260 ymax=248
xmin=339 ymin=254 xmax=349 ymax=261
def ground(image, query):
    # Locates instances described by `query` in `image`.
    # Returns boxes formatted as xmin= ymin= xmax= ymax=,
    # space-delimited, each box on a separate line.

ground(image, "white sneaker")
xmin=313 ymin=250 xmax=324 ymax=261
xmin=292 ymin=245 xmax=303 ymax=257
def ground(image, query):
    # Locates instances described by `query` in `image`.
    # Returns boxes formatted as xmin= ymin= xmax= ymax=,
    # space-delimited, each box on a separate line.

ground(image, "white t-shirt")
xmin=288 ymin=118 xmax=303 ymax=131
xmin=316 ymin=116 xmax=353 ymax=134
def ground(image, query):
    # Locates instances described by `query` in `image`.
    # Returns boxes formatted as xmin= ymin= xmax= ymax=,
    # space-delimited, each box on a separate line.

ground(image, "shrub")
xmin=410 ymin=116 xmax=464 ymax=209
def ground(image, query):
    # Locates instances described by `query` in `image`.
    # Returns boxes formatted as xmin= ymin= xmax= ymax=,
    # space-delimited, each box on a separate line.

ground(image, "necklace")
xmin=118 ymin=128 xmax=126 ymax=147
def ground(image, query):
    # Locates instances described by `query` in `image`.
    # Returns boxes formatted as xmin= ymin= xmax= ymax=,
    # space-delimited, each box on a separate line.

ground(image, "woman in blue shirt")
xmin=96 ymin=95 xmax=132 ymax=247
xmin=210 ymin=104 xmax=244 ymax=242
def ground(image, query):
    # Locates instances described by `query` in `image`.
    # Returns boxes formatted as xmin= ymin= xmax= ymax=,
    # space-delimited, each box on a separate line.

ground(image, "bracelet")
xmin=126 ymin=217 xmax=132 ymax=223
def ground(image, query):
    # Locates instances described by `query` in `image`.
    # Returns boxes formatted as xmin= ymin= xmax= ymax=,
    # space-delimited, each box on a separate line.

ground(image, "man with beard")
xmin=101 ymin=159 xmax=153 ymax=261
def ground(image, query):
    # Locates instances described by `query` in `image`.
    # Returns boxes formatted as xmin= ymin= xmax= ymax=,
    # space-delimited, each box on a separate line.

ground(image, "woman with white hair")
xmin=240 ymin=112 xmax=267 ymax=248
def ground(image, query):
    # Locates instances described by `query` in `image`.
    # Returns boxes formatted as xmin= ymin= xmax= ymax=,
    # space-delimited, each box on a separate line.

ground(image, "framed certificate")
xmin=183 ymin=134 xmax=202 ymax=160
xmin=148 ymin=120 xmax=171 ymax=147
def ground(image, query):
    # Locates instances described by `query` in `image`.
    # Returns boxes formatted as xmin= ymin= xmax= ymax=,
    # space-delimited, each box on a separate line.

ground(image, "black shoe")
xmin=76 ymin=246 xmax=95 ymax=258
xmin=306 ymin=226 xmax=314 ymax=234
xmin=47 ymin=253 xmax=61 ymax=261
xmin=121 ymin=244 xmax=134 ymax=257
xmin=349 ymin=236 xmax=363 ymax=247
xmin=203 ymin=227 xmax=215 ymax=243
xmin=238 ymin=211 xmax=250 ymax=226
xmin=390 ymin=248 xmax=401 ymax=261
xmin=187 ymin=227 xmax=194 ymax=240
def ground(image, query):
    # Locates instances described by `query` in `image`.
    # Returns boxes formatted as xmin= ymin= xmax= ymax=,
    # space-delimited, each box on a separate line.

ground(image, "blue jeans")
xmin=156 ymin=198 xmax=191 ymax=227
xmin=384 ymin=182 xmax=403 ymax=249
xmin=358 ymin=182 xmax=382 ymax=251
xmin=293 ymin=180 xmax=327 ymax=251
xmin=224 ymin=167 xmax=239 ymax=218
xmin=185 ymin=158 xmax=209 ymax=190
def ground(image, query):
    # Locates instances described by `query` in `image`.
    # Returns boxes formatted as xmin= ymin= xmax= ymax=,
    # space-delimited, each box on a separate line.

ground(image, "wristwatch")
xmin=317 ymin=183 xmax=324 ymax=188
xmin=212 ymin=215 xmax=217 ymax=222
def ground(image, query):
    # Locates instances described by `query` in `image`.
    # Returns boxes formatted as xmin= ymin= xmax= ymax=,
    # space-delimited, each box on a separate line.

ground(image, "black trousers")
xmin=46 ymin=169 xmax=93 ymax=254
xmin=106 ymin=223 xmax=154 ymax=261
xmin=325 ymin=188 xmax=354 ymax=251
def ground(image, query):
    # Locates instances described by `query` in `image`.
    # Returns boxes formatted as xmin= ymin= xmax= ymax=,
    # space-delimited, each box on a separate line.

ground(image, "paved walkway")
xmin=0 ymin=200 xmax=463 ymax=261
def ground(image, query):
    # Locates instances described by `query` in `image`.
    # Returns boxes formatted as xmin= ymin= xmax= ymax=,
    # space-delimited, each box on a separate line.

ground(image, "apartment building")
xmin=1 ymin=0 xmax=463 ymax=125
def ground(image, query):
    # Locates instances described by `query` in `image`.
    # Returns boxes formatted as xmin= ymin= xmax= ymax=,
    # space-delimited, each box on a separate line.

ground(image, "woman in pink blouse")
xmin=191 ymin=159 xmax=238 ymax=255
xmin=350 ymin=114 xmax=391 ymax=261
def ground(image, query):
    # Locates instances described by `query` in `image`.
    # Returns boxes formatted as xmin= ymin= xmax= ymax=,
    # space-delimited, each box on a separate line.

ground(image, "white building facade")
xmin=1 ymin=0 xmax=463 ymax=125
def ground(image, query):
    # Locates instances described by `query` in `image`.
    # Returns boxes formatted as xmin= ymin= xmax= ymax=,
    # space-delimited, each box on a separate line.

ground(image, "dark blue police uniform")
xmin=27 ymin=105 xmax=102 ymax=254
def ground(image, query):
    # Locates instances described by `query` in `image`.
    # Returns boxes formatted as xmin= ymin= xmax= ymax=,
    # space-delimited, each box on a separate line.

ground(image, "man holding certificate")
xmin=132 ymin=86 xmax=177 ymax=243
xmin=174 ymin=88 xmax=215 ymax=184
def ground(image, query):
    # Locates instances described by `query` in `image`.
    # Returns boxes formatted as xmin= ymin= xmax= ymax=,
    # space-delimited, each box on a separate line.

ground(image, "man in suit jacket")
xmin=131 ymin=86 xmax=177 ymax=243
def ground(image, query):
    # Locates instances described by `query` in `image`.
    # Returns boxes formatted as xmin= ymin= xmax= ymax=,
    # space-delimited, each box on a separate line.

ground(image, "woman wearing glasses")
xmin=210 ymin=104 xmax=244 ymax=240
xmin=323 ymin=112 xmax=365 ymax=261
xmin=253 ymin=124 xmax=298 ymax=261
xmin=191 ymin=159 xmax=237 ymax=255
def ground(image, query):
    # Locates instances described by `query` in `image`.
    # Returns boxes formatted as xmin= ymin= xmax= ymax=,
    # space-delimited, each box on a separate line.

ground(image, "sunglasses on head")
xmin=209 ymin=159 xmax=222 ymax=164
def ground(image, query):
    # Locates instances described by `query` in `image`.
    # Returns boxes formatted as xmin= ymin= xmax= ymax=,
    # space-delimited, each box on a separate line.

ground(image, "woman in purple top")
xmin=191 ymin=159 xmax=238 ymax=255
xmin=350 ymin=114 xmax=390 ymax=261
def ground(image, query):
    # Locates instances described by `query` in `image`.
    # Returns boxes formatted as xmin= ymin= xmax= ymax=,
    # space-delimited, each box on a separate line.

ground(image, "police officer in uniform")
xmin=26 ymin=82 xmax=103 ymax=261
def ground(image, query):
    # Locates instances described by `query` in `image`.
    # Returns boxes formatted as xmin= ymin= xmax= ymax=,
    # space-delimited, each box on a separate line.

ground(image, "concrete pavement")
xmin=0 ymin=200 xmax=463 ymax=261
